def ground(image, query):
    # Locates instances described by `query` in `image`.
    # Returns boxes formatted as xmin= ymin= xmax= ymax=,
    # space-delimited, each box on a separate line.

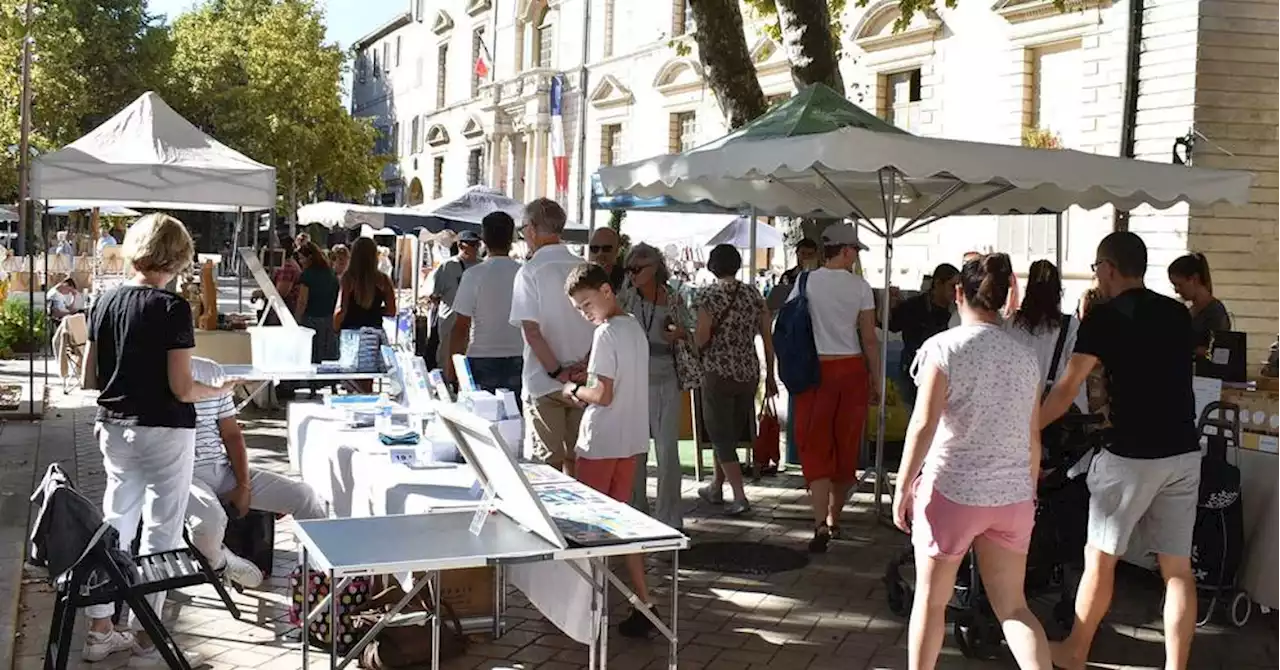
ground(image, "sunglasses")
xmin=589 ymin=244 xmax=615 ymax=253
xmin=626 ymin=264 xmax=651 ymax=274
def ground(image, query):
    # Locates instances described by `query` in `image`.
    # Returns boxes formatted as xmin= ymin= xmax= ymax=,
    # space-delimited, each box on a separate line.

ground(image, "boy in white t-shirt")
xmin=561 ymin=262 xmax=658 ymax=638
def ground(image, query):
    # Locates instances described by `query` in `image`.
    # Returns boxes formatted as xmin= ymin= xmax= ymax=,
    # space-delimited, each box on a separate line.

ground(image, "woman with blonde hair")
xmin=329 ymin=243 xmax=350 ymax=278
xmin=80 ymin=213 xmax=234 ymax=666
xmin=619 ymin=243 xmax=693 ymax=529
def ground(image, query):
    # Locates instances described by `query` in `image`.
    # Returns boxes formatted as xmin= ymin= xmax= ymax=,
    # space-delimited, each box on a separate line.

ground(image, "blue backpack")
xmin=773 ymin=271 xmax=821 ymax=394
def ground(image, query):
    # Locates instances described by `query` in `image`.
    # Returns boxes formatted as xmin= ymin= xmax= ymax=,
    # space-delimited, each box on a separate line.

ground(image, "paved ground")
xmin=1 ymin=388 xmax=1276 ymax=670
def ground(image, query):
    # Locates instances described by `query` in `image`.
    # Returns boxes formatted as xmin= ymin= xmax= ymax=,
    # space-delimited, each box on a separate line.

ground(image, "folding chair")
xmin=46 ymin=524 xmax=242 ymax=670
xmin=53 ymin=313 xmax=88 ymax=393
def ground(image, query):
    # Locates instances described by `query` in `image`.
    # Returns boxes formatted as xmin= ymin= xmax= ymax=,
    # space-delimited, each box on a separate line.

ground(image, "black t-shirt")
xmin=1074 ymin=287 xmax=1197 ymax=459
xmin=89 ymin=285 xmax=196 ymax=428
xmin=889 ymin=293 xmax=952 ymax=373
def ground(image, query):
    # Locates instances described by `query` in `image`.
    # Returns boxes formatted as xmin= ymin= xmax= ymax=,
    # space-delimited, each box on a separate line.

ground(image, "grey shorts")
xmin=1086 ymin=449 xmax=1200 ymax=558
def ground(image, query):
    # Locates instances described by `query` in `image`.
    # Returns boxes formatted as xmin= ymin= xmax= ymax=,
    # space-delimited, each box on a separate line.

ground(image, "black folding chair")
xmin=45 ymin=526 xmax=241 ymax=670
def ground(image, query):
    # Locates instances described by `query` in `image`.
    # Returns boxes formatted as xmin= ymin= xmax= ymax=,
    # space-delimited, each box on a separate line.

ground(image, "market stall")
xmin=22 ymin=90 xmax=276 ymax=404
xmin=596 ymin=83 xmax=1253 ymax=523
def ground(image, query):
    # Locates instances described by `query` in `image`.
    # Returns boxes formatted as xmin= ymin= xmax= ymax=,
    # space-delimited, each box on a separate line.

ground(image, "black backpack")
xmin=30 ymin=464 xmax=135 ymax=598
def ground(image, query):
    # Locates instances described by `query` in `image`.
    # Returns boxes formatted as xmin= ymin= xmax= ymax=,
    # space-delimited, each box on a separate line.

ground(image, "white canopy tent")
xmin=705 ymin=216 xmax=786 ymax=249
xmin=597 ymin=84 xmax=1253 ymax=518
xmin=297 ymin=201 xmax=443 ymax=231
xmin=31 ymin=92 xmax=276 ymax=211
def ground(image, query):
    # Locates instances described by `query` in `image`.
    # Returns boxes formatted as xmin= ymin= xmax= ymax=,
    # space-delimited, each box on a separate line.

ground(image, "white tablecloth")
xmin=1237 ymin=449 xmax=1278 ymax=609
xmin=287 ymin=403 xmax=599 ymax=642
xmin=288 ymin=403 xmax=480 ymax=517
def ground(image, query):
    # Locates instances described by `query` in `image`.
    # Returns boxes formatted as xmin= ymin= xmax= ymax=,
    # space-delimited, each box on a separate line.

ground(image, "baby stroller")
xmin=883 ymin=413 xmax=1102 ymax=659
xmin=1188 ymin=401 xmax=1252 ymax=628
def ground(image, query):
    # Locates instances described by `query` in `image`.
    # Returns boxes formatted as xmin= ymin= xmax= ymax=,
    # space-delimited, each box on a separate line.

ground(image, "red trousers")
xmin=794 ymin=356 xmax=869 ymax=484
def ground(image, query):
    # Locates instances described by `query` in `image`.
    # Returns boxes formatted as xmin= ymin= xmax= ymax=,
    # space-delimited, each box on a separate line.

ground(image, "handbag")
xmin=288 ymin=567 xmax=373 ymax=653
xmin=669 ymin=297 xmax=702 ymax=390
xmin=753 ymin=399 xmax=781 ymax=470
xmin=221 ymin=506 xmax=276 ymax=578
xmin=1040 ymin=314 xmax=1083 ymax=456
xmin=356 ymin=576 xmax=469 ymax=669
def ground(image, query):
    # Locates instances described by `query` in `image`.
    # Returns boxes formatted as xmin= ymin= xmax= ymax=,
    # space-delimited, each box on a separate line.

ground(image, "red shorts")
xmin=910 ymin=476 xmax=1035 ymax=558
xmin=575 ymin=456 xmax=638 ymax=502
xmin=794 ymin=356 xmax=868 ymax=484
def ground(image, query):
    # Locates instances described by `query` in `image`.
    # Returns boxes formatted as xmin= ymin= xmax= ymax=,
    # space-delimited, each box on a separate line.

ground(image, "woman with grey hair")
xmin=619 ymin=243 xmax=693 ymax=530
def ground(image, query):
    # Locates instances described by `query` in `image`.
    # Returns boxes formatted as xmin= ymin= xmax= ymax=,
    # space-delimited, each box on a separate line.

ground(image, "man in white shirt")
xmin=788 ymin=223 xmax=882 ymax=553
xmin=449 ymin=212 xmax=524 ymax=397
xmin=96 ymin=229 xmax=118 ymax=253
xmin=509 ymin=198 xmax=595 ymax=475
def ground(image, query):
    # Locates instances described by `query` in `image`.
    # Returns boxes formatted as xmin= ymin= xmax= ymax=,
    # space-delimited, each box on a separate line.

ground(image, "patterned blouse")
xmin=696 ymin=279 xmax=765 ymax=385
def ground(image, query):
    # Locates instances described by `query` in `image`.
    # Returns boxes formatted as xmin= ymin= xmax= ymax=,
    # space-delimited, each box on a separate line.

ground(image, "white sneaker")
xmin=697 ymin=484 xmax=724 ymax=505
xmin=82 ymin=629 xmax=135 ymax=662
xmin=724 ymin=499 xmax=751 ymax=516
xmin=220 ymin=552 xmax=263 ymax=589
xmin=129 ymin=643 xmax=203 ymax=668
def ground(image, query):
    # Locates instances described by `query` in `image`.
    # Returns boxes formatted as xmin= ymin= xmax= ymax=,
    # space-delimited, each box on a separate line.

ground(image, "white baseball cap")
xmin=820 ymin=224 xmax=869 ymax=251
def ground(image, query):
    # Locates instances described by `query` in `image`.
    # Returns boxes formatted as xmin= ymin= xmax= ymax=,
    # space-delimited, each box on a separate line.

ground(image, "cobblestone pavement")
xmin=5 ymin=390 xmax=1277 ymax=670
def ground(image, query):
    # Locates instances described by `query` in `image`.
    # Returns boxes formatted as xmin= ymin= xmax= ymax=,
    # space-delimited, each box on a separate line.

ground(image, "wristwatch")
xmin=549 ymin=365 xmax=564 ymax=378
xmin=569 ymin=383 xmax=582 ymax=401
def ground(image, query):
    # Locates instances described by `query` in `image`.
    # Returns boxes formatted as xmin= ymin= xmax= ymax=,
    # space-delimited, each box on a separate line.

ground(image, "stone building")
xmin=351 ymin=0 xmax=1276 ymax=360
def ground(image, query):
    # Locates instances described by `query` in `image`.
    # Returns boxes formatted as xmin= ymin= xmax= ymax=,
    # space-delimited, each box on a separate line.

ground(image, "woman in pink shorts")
xmin=892 ymin=253 xmax=1053 ymax=670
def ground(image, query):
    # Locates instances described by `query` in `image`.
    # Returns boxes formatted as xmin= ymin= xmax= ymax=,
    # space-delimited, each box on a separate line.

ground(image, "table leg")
xmin=588 ymin=561 xmax=599 ymax=670
xmin=329 ymin=568 xmax=338 ymax=670
xmin=598 ymin=559 xmax=609 ymax=670
xmin=669 ymin=549 xmax=679 ymax=670
xmin=492 ymin=565 xmax=502 ymax=639
xmin=235 ymin=381 xmax=270 ymax=412
xmin=301 ymin=548 xmax=310 ymax=669
xmin=431 ymin=570 xmax=441 ymax=670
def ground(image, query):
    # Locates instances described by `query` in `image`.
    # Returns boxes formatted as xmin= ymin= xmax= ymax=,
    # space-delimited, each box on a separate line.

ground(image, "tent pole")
xmin=748 ymin=208 xmax=758 ymax=285
xmin=237 ymin=207 xmax=244 ymax=313
xmin=873 ymin=170 xmax=898 ymax=523
xmin=1054 ymin=212 xmax=1064 ymax=270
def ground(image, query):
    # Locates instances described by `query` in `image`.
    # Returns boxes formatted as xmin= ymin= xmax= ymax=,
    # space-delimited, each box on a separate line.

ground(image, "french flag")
xmin=550 ymin=74 xmax=568 ymax=201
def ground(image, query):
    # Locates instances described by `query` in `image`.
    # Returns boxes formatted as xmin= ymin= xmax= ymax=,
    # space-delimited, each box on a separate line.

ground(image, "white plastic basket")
xmin=247 ymin=326 xmax=315 ymax=372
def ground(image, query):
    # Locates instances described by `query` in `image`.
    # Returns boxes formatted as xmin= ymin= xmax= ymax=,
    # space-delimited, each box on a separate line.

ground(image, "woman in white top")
xmin=790 ymin=224 xmax=881 ymax=553
xmin=893 ymin=253 xmax=1052 ymax=670
xmin=1004 ymin=260 xmax=1087 ymax=411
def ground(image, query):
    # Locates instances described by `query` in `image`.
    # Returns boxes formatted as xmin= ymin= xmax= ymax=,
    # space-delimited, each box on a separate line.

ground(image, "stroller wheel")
xmin=1229 ymin=591 xmax=1252 ymax=628
xmin=884 ymin=556 xmax=912 ymax=617
xmin=1053 ymin=598 xmax=1075 ymax=632
xmin=954 ymin=620 xmax=1000 ymax=660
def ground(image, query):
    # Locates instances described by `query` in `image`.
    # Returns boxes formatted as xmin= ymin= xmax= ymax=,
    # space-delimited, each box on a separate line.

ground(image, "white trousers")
xmin=85 ymin=423 xmax=195 ymax=624
xmin=187 ymin=461 xmax=326 ymax=567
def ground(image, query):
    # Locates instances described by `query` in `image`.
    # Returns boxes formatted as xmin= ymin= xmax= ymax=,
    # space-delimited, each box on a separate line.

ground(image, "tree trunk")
xmin=773 ymin=0 xmax=845 ymax=93
xmin=688 ymin=0 xmax=767 ymax=129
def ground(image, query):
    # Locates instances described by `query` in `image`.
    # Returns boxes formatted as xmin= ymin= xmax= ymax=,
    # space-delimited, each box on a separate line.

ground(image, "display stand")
xmin=292 ymin=402 xmax=688 ymax=670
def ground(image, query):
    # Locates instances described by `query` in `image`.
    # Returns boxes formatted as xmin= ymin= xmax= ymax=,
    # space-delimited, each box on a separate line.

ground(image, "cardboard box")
xmin=441 ymin=566 xmax=495 ymax=618
xmin=1220 ymin=388 xmax=1279 ymax=451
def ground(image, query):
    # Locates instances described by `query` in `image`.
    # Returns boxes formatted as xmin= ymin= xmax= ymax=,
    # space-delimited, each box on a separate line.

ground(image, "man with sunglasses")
xmin=1041 ymin=232 xmax=1199 ymax=670
xmin=588 ymin=227 xmax=626 ymax=295
xmin=427 ymin=230 xmax=482 ymax=372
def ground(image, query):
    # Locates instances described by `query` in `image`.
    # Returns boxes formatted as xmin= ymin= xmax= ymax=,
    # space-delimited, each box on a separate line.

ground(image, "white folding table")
xmin=292 ymin=403 xmax=689 ymax=670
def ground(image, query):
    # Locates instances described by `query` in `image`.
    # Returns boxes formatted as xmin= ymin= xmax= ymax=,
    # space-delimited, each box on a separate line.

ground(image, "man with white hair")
xmin=509 ymin=198 xmax=595 ymax=475
xmin=186 ymin=358 xmax=325 ymax=587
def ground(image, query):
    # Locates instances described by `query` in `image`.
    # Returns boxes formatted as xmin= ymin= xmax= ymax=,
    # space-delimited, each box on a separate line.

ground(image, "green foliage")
xmin=744 ymin=0 xmax=847 ymax=58
xmin=0 ymin=0 xmax=171 ymax=201
xmin=0 ymin=297 xmax=47 ymax=355
xmin=1022 ymin=127 xmax=1064 ymax=149
xmin=164 ymin=0 xmax=386 ymax=211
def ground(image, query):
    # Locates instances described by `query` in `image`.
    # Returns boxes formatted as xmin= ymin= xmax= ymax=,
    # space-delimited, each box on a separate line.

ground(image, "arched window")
xmin=533 ymin=6 xmax=553 ymax=69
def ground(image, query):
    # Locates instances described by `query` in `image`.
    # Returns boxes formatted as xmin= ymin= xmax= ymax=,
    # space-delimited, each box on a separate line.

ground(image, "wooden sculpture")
xmin=198 ymin=259 xmax=219 ymax=330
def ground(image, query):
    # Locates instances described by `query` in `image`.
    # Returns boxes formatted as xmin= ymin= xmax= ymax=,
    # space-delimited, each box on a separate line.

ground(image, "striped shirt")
xmin=193 ymin=394 xmax=237 ymax=468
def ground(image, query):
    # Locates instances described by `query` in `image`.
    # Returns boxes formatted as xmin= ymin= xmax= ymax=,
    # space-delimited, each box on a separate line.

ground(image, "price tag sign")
xmin=469 ymin=488 xmax=497 ymax=537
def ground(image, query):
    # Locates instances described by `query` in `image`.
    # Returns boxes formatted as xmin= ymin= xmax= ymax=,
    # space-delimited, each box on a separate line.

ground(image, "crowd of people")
xmin=72 ymin=196 xmax=1230 ymax=668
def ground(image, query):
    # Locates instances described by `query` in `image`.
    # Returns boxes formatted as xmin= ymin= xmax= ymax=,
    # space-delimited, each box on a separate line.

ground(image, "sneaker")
xmin=618 ymin=607 xmax=659 ymax=639
xmin=129 ymin=643 xmax=203 ymax=668
xmin=82 ymin=629 xmax=135 ymax=662
xmin=220 ymin=552 xmax=263 ymax=589
xmin=697 ymin=484 xmax=724 ymax=505
xmin=808 ymin=524 xmax=832 ymax=554
xmin=724 ymin=499 xmax=751 ymax=516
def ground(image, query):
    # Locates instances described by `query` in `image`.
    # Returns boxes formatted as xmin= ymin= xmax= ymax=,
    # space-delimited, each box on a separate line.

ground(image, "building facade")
xmin=352 ymin=0 xmax=1276 ymax=360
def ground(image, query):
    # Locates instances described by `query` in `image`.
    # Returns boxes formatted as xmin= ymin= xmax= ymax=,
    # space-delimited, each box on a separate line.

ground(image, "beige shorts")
xmin=527 ymin=392 xmax=584 ymax=469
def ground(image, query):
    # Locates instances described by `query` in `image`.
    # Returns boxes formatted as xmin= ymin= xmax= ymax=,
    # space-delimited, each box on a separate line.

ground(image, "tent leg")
xmin=872 ymin=171 xmax=897 ymax=526
xmin=1054 ymin=212 xmax=1064 ymax=271
xmin=236 ymin=207 xmax=244 ymax=314
xmin=748 ymin=208 xmax=758 ymax=285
